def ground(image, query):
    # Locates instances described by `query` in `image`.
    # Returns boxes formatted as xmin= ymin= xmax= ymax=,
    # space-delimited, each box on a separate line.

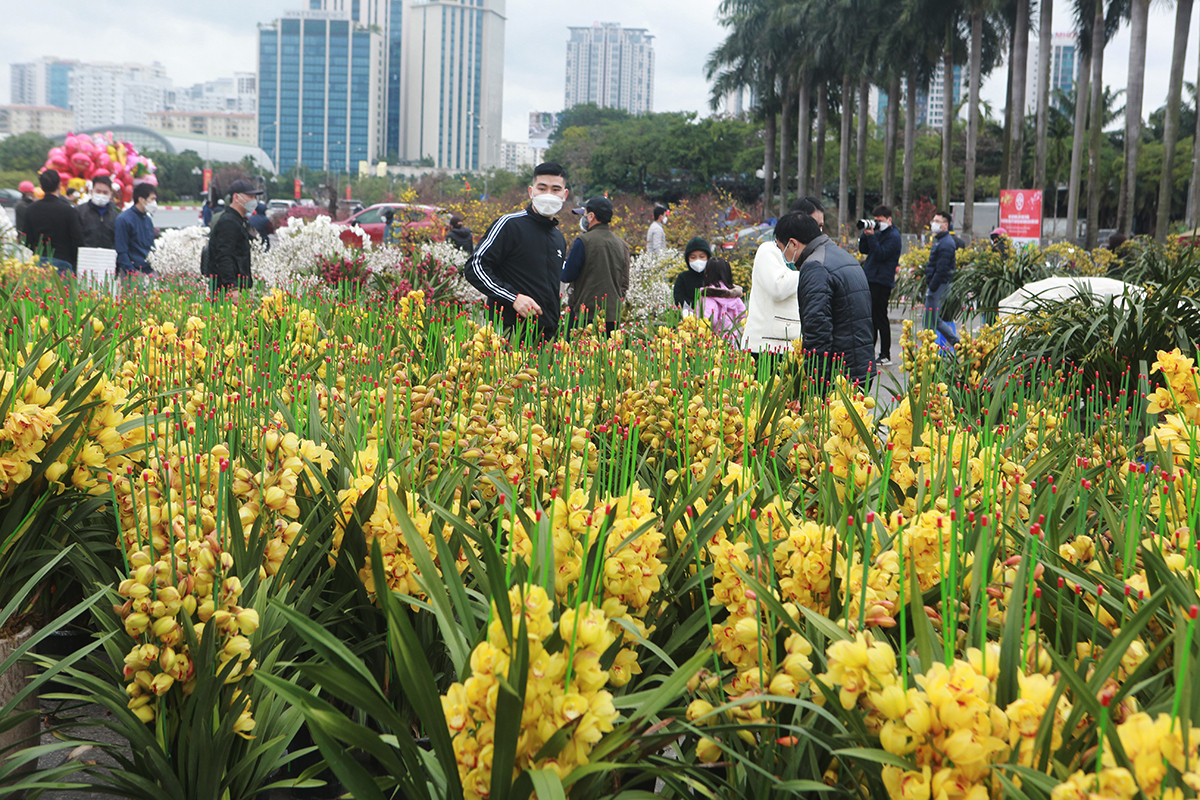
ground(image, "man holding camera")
xmin=858 ymin=205 xmax=901 ymax=366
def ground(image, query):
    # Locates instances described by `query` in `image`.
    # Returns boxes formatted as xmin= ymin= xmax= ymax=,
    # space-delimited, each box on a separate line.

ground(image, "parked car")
xmin=267 ymin=199 xmax=296 ymax=212
xmin=0 ymin=188 xmax=22 ymax=208
xmin=337 ymin=203 xmax=448 ymax=246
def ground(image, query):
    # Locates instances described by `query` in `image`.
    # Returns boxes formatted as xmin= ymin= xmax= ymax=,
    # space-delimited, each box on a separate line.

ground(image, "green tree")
xmin=550 ymin=104 xmax=631 ymax=144
xmin=143 ymin=150 xmax=205 ymax=203
xmin=0 ymin=131 xmax=53 ymax=173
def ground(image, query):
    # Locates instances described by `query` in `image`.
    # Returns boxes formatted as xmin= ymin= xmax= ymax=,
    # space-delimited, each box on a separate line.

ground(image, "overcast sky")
xmin=1 ymin=0 xmax=1196 ymax=142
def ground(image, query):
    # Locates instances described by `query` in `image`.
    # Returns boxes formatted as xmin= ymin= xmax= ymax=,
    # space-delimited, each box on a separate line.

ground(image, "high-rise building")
xmin=386 ymin=0 xmax=404 ymax=158
xmin=398 ymin=0 xmax=505 ymax=170
xmin=1025 ymin=32 xmax=1081 ymax=112
xmin=564 ymin=23 xmax=654 ymax=115
xmin=174 ymin=73 xmax=258 ymax=113
xmin=68 ymin=62 xmax=173 ymax=129
xmin=257 ymin=9 xmax=387 ymax=173
xmin=0 ymin=104 xmax=75 ymax=137
xmin=9 ymin=58 xmax=77 ymax=110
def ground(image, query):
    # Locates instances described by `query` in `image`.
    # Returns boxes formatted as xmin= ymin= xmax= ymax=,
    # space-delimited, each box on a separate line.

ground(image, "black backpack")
xmin=200 ymin=243 xmax=212 ymax=276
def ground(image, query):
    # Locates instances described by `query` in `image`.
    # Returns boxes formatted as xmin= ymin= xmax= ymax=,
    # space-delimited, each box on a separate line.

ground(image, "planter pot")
xmin=34 ymin=628 xmax=103 ymax=695
xmin=0 ymin=624 xmax=41 ymax=788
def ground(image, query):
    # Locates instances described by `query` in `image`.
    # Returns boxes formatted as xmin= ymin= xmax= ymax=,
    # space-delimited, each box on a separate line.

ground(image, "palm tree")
xmin=856 ymin=75 xmax=870 ymax=221
xmin=883 ymin=73 xmax=901 ymax=206
xmin=1033 ymin=0 xmax=1054 ymax=225
xmin=1066 ymin=58 xmax=1091 ymax=242
xmin=963 ymin=4 xmax=986 ymax=237
xmin=1006 ymin=0 xmax=1032 ymax=190
xmin=815 ymin=83 xmax=829 ymax=200
xmin=706 ymin=0 xmax=791 ymax=214
xmin=797 ymin=75 xmax=812 ymax=198
xmin=839 ymin=72 xmax=854 ymax=231
xmin=902 ymin=74 xmax=919 ymax=231
xmin=1084 ymin=0 xmax=1108 ymax=249
xmin=1154 ymin=0 xmax=1194 ymax=242
xmin=1190 ymin=61 xmax=1200 ymax=229
xmin=1115 ymin=0 xmax=1148 ymax=236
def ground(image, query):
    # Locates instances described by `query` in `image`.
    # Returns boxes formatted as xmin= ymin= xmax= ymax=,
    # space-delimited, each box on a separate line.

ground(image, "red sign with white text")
xmin=999 ymin=190 xmax=1042 ymax=245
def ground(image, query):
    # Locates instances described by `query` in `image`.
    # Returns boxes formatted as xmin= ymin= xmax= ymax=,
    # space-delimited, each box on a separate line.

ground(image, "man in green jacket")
xmin=563 ymin=197 xmax=630 ymax=335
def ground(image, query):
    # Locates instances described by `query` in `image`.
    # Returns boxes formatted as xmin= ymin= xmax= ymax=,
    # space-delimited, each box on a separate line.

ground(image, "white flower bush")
xmin=259 ymin=217 xmax=367 ymax=288
xmin=148 ymin=227 xmax=211 ymax=283
xmin=626 ymin=248 xmax=678 ymax=322
xmin=419 ymin=240 xmax=484 ymax=303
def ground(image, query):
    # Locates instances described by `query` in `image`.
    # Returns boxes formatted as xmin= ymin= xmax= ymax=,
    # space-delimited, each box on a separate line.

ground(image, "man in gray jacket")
xmin=776 ymin=212 xmax=874 ymax=385
xmin=563 ymin=196 xmax=630 ymax=334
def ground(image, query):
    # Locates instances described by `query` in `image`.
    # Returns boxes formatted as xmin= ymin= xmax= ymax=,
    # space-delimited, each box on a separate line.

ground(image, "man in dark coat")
xmin=563 ymin=196 xmax=629 ymax=334
xmin=776 ymin=211 xmax=873 ymax=385
xmin=22 ymin=170 xmax=85 ymax=274
xmin=207 ymin=179 xmax=261 ymax=297
xmin=78 ymin=175 xmax=118 ymax=249
xmin=924 ymin=209 xmax=959 ymax=346
xmin=858 ymin=204 xmax=902 ymax=365
xmin=247 ymin=202 xmax=272 ymax=251
xmin=446 ymin=215 xmax=474 ymax=255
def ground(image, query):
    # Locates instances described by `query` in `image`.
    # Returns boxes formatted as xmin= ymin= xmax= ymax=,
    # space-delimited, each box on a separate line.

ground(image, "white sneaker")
xmin=878 ymin=356 xmax=892 ymax=366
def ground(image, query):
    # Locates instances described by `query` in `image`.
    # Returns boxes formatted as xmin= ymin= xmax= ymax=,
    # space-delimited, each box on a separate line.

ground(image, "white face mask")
xmin=91 ymin=193 xmax=111 ymax=207
xmin=876 ymin=221 xmax=889 ymax=231
xmin=688 ymin=258 xmax=708 ymax=273
xmin=531 ymin=193 xmax=564 ymax=217
xmin=930 ymin=221 xmax=944 ymax=234
xmin=144 ymin=200 xmax=158 ymax=216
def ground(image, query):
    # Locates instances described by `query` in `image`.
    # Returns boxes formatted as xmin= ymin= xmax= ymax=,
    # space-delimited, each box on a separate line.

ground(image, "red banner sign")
xmin=999 ymin=190 xmax=1042 ymax=245
xmin=202 ymin=169 xmax=212 ymax=193
xmin=294 ymin=178 xmax=302 ymax=200
xmin=344 ymin=184 xmax=351 ymax=201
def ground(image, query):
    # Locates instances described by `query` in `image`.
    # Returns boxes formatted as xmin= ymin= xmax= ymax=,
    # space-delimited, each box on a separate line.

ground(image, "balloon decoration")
xmin=42 ymin=132 xmax=157 ymax=205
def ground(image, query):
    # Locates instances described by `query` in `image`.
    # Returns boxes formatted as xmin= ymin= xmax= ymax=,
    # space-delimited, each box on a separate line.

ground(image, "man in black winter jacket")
xmin=446 ymin=215 xmax=474 ymax=255
xmin=78 ymin=175 xmax=118 ymax=249
xmin=464 ymin=163 xmax=569 ymax=343
xmin=923 ymin=209 xmax=959 ymax=346
xmin=858 ymin=204 xmax=901 ymax=365
xmin=777 ymin=212 xmax=874 ymax=385
xmin=207 ymin=179 xmax=261 ymax=297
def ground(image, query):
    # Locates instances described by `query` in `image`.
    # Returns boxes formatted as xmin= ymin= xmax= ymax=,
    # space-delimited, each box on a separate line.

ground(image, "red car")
xmin=337 ymin=203 xmax=448 ymax=246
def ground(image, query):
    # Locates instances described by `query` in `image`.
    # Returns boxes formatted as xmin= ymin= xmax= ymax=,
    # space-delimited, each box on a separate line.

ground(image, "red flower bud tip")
xmin=1100 ymin=694 xmax=1112 ymax=708
xmin=1096 ymin=584 xmax=1104 ymax=597
xmin=866 ymin=511 xmax=875 ymax=524
xmin=749 ymin=508 xmax=758 ymax=520
xmin=847 ymin=516 xmax=854 ymax=526
xmin=1190 ymin=605 xmax=1199 ymax=620
xmin=687 ymin=506 xmax=696 ymax=518
xmin=1034 ymin=587 xmax=1041 ymax=598
xmin=534 ymin=510 xmax=543 ymax=522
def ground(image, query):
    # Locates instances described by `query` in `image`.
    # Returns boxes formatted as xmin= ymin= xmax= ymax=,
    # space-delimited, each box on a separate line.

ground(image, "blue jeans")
xmin=925 ymin=284 xmax=959 ymax=346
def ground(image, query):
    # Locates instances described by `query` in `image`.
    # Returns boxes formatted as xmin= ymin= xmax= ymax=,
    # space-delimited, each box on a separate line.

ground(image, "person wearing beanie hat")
xmin=989 ymin=227 xmax=1011 ymax=259
xmin=447 ymin=214 xmax=475 ymax=255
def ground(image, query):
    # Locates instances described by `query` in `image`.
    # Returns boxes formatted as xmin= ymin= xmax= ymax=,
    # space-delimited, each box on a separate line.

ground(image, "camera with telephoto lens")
xmin=857 ymin=219 xmax=876 ymax=231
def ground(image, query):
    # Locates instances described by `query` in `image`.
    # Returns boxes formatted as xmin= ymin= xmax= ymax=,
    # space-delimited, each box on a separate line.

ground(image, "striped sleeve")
xmin=464 ymin=211 xmax=522 ymax=303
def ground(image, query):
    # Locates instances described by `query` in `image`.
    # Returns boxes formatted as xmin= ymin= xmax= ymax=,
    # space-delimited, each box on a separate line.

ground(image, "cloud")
xmin=2 ymin=0 xmax=1196 ymax=150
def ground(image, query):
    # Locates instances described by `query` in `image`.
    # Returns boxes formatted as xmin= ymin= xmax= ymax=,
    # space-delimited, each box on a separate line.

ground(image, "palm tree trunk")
xmin=1067 ymin=50 xmax=1091 ymax=242
xmin=902 ymin=73 xmax=918 ymax=232
xmin=780 ymin=85 xmax=792 ymax=217
xmin=1034 ymin=0 xmax=1053 ymax=237
xmin=884 ymin=73 xmax=900 ymax=207
xmin=763 ymin=112 xmax=777 ymax=216
xmin=1000 ymin=31 xmax=1017 ymax=190
xmin=1007 ymin=0 xmax=1031 ymax=189
xmin=839 ymin=71 xmax=854 ymax=233
xmin=815 ymin=83 xmax=828 ymax=202
xmin=1116 ymin=0 xmax=1148 ymax=236
xmin=939 ymin=44 xmax=954 ymax=212
xmin=856 ymin=75 xmax=869 ymax=221
xmin=797 ymin=77 xmax=812 ymax=198
xmin=1155 ymin=0 xmax=1193 ymax=242
xmin=1085 ymin=0 xmax=1106 ymax=250
xmin=964 ymin=4 xmax=984 ymax=238
xmin=1188 ymin=38 xmax=1200 ymax=229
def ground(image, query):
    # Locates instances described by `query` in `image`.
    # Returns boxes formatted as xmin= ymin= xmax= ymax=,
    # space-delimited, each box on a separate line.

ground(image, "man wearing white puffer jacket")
xmin=742 ymin=197 xmax=824 ymax=363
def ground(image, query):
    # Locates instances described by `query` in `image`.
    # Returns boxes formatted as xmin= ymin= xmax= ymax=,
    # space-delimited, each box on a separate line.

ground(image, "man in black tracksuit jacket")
xmin=464 ymin=163 xmax=569 ymax=342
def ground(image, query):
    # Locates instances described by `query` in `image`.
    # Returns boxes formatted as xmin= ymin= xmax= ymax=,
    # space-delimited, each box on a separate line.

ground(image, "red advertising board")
xmin=999 ymin=190 xmax=1042 ymax=245
xmin=294 ymin=178 xmax=302 ymax=200
xmin=202 ymin=168 xmax=212 ymax=193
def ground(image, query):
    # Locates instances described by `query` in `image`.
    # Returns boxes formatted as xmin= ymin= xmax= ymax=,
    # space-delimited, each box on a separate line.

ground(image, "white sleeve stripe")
xmin=466 ymin=211 xmax=524 ymax=302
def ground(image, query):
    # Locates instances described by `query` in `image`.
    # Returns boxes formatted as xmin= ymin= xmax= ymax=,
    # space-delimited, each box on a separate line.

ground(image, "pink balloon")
xmin=48 ymin=147 xmax=65 ymax=161
xmin=48 ymin=156 xmax=70 ymax=172
xmin=98 ymin=153 xmax=112 ymax=169
xmin=93 ymin=168 xmax=111 ymax=178
xmin=143 ymin=174 xmax=158 ymax=187
xmin=64 ymin=135 xmax=78 ymax=155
